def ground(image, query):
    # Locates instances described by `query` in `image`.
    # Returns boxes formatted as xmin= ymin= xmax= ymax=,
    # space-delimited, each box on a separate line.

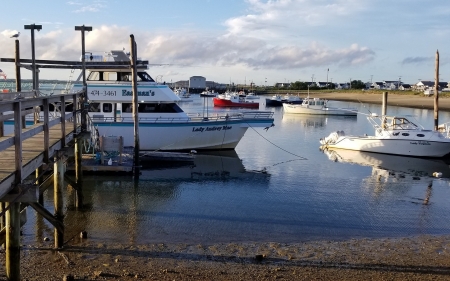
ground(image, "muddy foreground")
xmin=1 ymin=234 xmax=450 ymax=280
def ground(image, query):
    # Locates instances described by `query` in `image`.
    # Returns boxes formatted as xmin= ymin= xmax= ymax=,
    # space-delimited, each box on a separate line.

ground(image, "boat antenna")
xmin=358 ymin=99 xmax=373 ymax=116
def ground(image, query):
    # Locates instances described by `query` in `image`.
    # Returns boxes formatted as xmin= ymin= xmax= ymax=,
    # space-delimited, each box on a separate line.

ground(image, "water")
xmin=22 ymin=95 xmax=450 ymax=245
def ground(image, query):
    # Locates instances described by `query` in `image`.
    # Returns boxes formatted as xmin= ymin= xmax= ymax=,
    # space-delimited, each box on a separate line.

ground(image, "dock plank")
xmin=0 ymin=121 xmax=80 ymax=197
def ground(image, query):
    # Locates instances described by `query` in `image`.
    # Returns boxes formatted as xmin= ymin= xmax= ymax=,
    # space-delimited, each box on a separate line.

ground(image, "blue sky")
xmin=1 ymin=0 xmax=449 ymax=86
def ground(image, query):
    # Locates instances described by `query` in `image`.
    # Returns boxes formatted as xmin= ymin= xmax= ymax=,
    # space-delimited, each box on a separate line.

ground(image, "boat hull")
xmin=283 ymin=104 xmax=357 ymax=116
xmin=93 ymin=118 xmax=273 ymax=151
xmin=213 ymin=98 xmax=259 ymax=108
xmin=265 ymin=99 xmax=283 ymax=106
xmin=323 ymin=136 xmax=450 ymax=157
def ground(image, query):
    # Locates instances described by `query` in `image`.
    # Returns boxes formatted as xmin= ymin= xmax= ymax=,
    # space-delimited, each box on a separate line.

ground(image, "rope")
xmin=247 ymin=122 xmax=308 ymax=161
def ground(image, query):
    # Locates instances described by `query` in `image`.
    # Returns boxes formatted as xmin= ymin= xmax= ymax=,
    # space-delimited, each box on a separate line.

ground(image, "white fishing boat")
xmin=320 ymin=114 xmax=450 ymax=157
xmin=283 ymin=97 xmax=357 ymax=116
xmin=71 ymin=50 xmax=274 ymax=151
xmin=174 ymin=88 xmax=193 ymax=102
xmin=245 ymin=92 xmax=259 ymax=99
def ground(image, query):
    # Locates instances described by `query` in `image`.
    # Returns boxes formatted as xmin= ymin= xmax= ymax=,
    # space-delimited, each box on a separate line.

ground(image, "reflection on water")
xmin=140 ymin=150 xmax=269 ymax=181
xmin=321 ymin=148 xmax=450 ymax=179
xmin=321 ymin=148 xmax=450 ymax=206
xmin=281 ymin=114 xmax=357 ymax=128
xmin=22 ymin=151 xmax=272 ymax=245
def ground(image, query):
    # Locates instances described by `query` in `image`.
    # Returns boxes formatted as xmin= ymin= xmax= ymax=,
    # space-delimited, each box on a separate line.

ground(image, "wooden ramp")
xmin=0 ymin=121 xmax=80 ymax=197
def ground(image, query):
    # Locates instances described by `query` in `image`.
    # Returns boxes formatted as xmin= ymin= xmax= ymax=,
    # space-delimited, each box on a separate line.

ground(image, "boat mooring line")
xmin=246 ymin=122 xmax=308 ymax=161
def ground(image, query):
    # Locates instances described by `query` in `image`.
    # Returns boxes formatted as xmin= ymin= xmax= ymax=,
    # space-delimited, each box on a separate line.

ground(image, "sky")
xmin=1 ymin=0 xmax=449 ymax=86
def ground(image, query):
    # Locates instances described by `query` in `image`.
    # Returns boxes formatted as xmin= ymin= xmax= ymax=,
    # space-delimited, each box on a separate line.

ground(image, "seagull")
xmin=10 ymin=32 xmax=20 ymax=38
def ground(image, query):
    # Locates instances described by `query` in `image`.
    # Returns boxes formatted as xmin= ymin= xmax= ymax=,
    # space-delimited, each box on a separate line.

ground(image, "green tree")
xmin=351 ymin=80 xmax=365 ymax=89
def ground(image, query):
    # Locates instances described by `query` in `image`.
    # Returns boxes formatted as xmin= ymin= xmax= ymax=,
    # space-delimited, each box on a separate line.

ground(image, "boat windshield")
xmin=138 ymin=72 xmax=155 ymax=82
xmin=385 ymin=117 xmax=419 ymax=130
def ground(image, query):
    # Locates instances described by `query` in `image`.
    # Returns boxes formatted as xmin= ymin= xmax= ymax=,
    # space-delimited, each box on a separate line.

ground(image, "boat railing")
xmin=438 ymin=122 xmax=450 ymax=138
xmin=90 ymin=111 xmax=274 ymax=123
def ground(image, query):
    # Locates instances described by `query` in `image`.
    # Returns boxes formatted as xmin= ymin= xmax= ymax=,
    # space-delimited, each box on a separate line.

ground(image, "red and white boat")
xmin=213 ymin=93 xmax=259 ymax=108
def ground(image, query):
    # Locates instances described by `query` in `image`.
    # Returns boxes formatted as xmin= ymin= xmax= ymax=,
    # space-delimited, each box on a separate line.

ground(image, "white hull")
xmin=323 ymin=135 xmax=450 ymax=157
xmin=94 ymin=118 xmax=273 ymax=151
xmin=283 ymin=103 xmax=357 ymax=116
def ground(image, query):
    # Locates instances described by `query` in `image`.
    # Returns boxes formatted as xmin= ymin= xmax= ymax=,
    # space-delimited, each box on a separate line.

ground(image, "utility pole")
xmin=75 ymin=25 xmax=92 ymax=132
xmin=24 ymin=24 xmax=42 ymax=92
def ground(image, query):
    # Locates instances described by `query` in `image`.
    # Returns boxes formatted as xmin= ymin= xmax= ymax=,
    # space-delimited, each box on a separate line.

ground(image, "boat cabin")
xmin=303 ymin=98 xmax=326 ymax=107
xmin=383 ymin=117 xmax=419 ymax=130
xmin=86 ymin=71 xmax=155 ymax=83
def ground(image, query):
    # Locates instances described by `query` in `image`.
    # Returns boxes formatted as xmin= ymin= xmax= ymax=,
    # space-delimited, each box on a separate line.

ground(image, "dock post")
xmin=434 ymin=50 xmax=439 ymax=131
xmin=5 ymin=202 xmax=20 ymax=281
xmin=382 ymin=92 xmax=388 ymax=128
xmin=54 ymin=151 xmax=65 ymax=248
xmin=130 ymin=34 xmax=140 ymax=176
xmin=75 ymin=136 xmax=83 ymax=208
xmin=14 ymin=39 xmax=26 ymax=129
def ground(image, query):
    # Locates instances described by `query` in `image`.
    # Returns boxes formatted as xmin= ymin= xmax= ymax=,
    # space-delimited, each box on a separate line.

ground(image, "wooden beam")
xmin=0 ymin=184 xmax=38 ymax=203
xmin=28 ymin=202 xmax=64 ymax=233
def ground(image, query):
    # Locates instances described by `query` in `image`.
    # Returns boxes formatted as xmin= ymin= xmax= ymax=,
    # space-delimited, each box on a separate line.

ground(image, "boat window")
xmin=102 ymin=103 xmax=113 ymax=113
xmin=401 ymin=133 xmax=409 ymax=136
xmin=119 ymin=72 xmax=131 ymax=81
xmin=88 ymin=103 xmax=101 ymax=112
xmin=417 ymin=134 xmax=425 ymax=137
xmin=138 ymin=72 xmax=155 ymax=82
xmin=103 ymin=72 xmax=117 ymax=81
xmin=122 ymin=103 xmax=133 ymax=113
xmin=87 ymin=71 xmax=101 ymax=81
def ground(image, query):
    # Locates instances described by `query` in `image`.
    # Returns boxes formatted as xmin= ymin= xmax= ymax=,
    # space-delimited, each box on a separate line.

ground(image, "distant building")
xmin=189 ymin=76 xmax=206 ymax=93
xmin=399 ymin=84 xmax=411 ymax=91
xmin=414 ymin=80 xmax=448 ymax=92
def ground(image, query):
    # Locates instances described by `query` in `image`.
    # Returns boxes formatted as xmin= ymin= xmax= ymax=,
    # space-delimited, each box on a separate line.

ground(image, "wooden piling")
xmin=382 ymin=92 xmax=388 ymax=128
xmin=14 ymin=40 xmax=26 ymax=130
xmin=130 ymin=34 xmax=140 ymax=176
xmin=434 ymin=50 xmax=439 ymax=131
xmin=75 ymin=136 xmax=83 ymax=208
xmin=5 ymin=202 xmax=20 ymax=281
xmin=54 ymin=151 xmax=65 ymax=248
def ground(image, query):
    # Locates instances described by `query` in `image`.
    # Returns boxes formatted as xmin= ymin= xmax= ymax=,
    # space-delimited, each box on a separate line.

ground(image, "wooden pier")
xmin=0 ymin=26 xmax=147 ymax=280
xmin=0 ymin=90 xmax=85 ymax=280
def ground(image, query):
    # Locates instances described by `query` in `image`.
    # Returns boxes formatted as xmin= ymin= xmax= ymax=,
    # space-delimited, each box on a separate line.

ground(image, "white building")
xmin=189 ymin=76 xmax=206 ymax=92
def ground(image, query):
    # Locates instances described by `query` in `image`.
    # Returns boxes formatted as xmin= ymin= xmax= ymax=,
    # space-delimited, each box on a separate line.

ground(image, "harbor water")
xmin=21 ymin=95 xmax=450 ymax=245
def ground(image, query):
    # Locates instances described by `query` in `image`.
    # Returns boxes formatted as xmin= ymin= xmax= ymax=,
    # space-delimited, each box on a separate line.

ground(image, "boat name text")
xmin=409 ymin=141 xmax=431 ymax=145
xmin=192 ymin=126 xmax=232 ymax=132
xmin=122 ymin=90 xmax=155 ymax=96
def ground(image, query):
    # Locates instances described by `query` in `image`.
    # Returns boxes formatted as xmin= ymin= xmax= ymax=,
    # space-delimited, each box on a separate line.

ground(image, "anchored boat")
xmin=320 ymin=114 xmax=450 ymax=157
xmin=71 ymin=50 xmax=274 ymax=151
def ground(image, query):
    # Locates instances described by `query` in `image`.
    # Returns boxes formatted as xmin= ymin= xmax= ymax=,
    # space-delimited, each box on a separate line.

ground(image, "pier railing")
xmin=0 ymin=91 xmax=84 ymax=196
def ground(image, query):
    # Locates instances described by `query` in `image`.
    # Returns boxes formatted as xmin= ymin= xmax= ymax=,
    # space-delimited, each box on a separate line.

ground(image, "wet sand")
xmin=2 ymin=91 xmax=450 ymax=280
xmin=4 ymin=234 xmax=450 ymax=280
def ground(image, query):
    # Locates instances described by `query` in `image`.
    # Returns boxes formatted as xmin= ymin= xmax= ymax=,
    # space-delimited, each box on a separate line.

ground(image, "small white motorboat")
xmin=320 ymin=114 xmax=450 ymax=157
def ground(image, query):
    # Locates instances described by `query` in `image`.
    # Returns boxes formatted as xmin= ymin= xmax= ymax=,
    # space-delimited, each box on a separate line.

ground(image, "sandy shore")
xmin=295 ymin=91 xmax=450 ymax=112
xmin=2 ymin=234 xmax=450 ymax=280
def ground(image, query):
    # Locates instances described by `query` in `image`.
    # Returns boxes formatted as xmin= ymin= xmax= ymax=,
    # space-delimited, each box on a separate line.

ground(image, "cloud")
xmin=224 ymin=0 xmax=368 ymax=39
xmin=71 ymin=0 xmax=106 ymax=13
xmin=1 ymin=25 xmax=374 ymax=73
xmin=401 ymin=57 xmax=433 ymax=65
